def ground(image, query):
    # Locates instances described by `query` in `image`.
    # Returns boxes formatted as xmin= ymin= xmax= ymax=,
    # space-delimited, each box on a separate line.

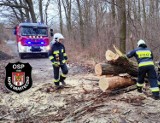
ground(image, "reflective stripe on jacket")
xmin=48 ymin=42 xmax=68 ymax=64
xmin=127 ymin=47 xmax=154 ymax=67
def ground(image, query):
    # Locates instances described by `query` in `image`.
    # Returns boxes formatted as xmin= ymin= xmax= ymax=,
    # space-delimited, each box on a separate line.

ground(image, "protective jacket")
xmin=127 ymin=45 xmax=159 ymax=98
xmin=127 ymin=47 xmax=154 ymax=67
xmin=48 ymin=42 xmax=68 ymax=64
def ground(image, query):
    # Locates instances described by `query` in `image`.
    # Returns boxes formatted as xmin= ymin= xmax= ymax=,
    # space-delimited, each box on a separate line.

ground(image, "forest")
xmin=0 ymin=0 xmax=159 ymax=61
xmin=1 ymin=1 xmax=160 ymax=123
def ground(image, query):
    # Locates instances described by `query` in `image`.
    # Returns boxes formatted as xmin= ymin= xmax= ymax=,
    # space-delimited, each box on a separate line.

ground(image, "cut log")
xmin=95 ymin=63 xmax=138 ymax=77
xmin=105 ymin=45 xmax=137 ymax=66
xmin=105 ymin=49 xmax=134 ymax=66
xmin=99 ymin=76 xmax=135 ymax=92
xmin=105 ymin=50 xmax=119 ymax=61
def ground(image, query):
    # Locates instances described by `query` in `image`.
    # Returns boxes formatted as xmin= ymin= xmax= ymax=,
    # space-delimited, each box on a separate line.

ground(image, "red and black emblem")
xmin=5 ymin=61 xmax=32 ymax=93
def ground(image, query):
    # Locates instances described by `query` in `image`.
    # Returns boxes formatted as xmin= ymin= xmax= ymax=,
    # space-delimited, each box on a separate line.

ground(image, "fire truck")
xmin=14 ymin=22 xmax=53 ymax=59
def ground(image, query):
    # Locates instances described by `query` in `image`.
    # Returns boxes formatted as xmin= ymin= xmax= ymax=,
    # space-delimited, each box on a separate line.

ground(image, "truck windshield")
xmin=21 ymin=26 xmax=48 ymax=36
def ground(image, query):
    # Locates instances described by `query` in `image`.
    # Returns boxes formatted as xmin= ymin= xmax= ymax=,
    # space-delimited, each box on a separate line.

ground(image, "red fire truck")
xmin=14 ymin=22 xmax=53 ymax=59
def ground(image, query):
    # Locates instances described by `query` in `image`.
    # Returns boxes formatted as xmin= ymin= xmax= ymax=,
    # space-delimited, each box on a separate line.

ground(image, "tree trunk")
xmin=76 ymin=0 xmax=85 ymax=48
xmin=137 ymin=0 xmax=141 ymax=23
xmin=95 ymin=62 xmax=138 ymax=77
xmin=105 ymin=50 xmax=133 ymax=66
xmin=62 ymin=0 xmax=72 ymax=37
xmin=94 ymin=0 xmax=99 ymax=37
xmin=106 ymin=46 xmax=137 ymax=67
xmin=111 ymin=0 xmax=116 ymax=25
xmin=99 ymin=76 xmax=135 ymax=92
xmin=44 ymin=0 xmax=50 ymax=24
xmin=25 ymin=0 xmax=37 ymax=22
xmin=155 ymin=0 xmax=159 ymax=18
xmin=95 ymin=46 xmax=138 ymax=76
xmin=39 ymin=0 xmax=44 ymax=23
xmin=116 ymin=0 xmax=126 ymax=53
xmin=18 ymin=0 xmax=25 ymax=22
xmin=58 ymin=0 xmax=63 ymax=33
xmin=149 ymin=0 xmax=154 ymax=17
xmin=142 ymin=0 xmax=146 ymax=38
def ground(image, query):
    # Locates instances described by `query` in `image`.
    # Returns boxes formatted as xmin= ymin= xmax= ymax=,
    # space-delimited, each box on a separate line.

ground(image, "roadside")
xmin=0 ymin=41 xmax=160 ymax=123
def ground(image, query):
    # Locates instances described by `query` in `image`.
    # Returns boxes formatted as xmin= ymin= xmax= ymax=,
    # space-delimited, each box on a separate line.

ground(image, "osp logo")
xmin=5 ymin=61 xmax=32 ymax=93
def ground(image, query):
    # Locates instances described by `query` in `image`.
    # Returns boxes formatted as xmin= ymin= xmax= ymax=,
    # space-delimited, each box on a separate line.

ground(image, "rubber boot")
xmin=54 ymin=81 xmax=61 ymax=90
xmin=152 ymin=92 xmax=160 ymax=100
xmin=137 ymin=87 xmax=142 ymax=93
xmin=60 ymin=75 xmax=66 ymax=86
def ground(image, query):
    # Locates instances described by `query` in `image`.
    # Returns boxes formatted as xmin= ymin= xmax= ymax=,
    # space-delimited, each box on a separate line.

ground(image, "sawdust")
xmin=0 ymin=41 xmax=160 ymax=123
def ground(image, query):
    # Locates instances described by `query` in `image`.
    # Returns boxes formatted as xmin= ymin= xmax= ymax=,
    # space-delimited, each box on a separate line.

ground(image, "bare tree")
xmin=116 ymin=0 xmax=126 ymax=53
xmin=25 ymin=0 xmax=37 ymax=22
xmin=62 ymin=0 xmax=72 ymax=36
xmin=57 ymin=0 xmax=63 ymax=33
xmin=111 ymin=0 xmax=116 ymax=23
xmin=44 ymin=0 xmax=50 ymax=24
xmin=39 ymin=0 xmax=44 ymax=23
xmin=0 ymin=0 xmax=37 ymax=23
xmin=137 ymin=0 xmax=141 ymax=22
xmin=76 ymin=0 xmax=85 ymax=47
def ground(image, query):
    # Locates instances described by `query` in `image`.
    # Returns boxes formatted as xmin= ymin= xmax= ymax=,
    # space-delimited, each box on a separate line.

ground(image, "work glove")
xmin=52 ymin=61 xmax=60 ymax=67
xmin=62 ymin=60 xmax=67 ymax=64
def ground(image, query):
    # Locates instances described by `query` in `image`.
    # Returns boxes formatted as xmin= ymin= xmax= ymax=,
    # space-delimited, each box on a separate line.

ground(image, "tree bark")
xmin=105 ymin=46 xmax=137 ymax=68
xmin=149 ymin=0 xmax=154 ymax=17
xmin=44 ymin=0 xmax=50 ymax=24
xmin=105 ymin=49 xmax=132 ymax=66
xmin=25 ymin=0 xmax=37 ymax=22
xmin=62 ymin=0 xmax=72 ymax=36
xmin=116 ymin=0 xmax=126 ymax=53
xmin=76 ymin=0 xmax=85 ymax=48
xmin=137 ymin=0 xmax=141 ymax=23
xmin=99 ymin=76 xmax=135 ymax=92
xmin=39 ymin=0 xmax=44 ymax=23
xmin=95 ymin=62 xmax=138 ymax=77
xmin=142 ymin=0 xmax=146 ymax=38
xmin=111 ymin=0 xmax=116 ymax=24
xmin=58 ymin=0 xmax=63 ymax=33
xmin=95 ymin=46 xmax=138 ymax=76
xmin=16 ymin=0 xmax=25 ymax=22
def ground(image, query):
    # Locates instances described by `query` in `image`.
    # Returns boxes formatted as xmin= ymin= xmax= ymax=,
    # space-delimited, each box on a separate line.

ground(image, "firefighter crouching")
xmin=126 ymin=39 xmax=159 ymax=100
xmin=48 ymin=33 xmax=68 ymax=89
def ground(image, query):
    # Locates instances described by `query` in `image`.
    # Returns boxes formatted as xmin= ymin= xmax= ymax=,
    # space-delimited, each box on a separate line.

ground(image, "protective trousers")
xmin=53 ymin=64 xmax=68 ymax=86
xmin=137 ymin=65 xmax=159 ymax=97
xmin=158 ymin=68 xmax=160 ymax=87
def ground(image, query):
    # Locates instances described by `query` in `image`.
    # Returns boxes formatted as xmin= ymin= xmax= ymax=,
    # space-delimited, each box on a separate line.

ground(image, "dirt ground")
xmin=0 ymin=41 xmax=160 ymax=123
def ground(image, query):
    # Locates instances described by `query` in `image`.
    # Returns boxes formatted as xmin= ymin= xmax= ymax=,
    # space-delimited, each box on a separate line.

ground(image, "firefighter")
xmin=126 ymin=39 xmax=159 ymax=100
xmin=48 ymin=33 xmax=68 ymax=89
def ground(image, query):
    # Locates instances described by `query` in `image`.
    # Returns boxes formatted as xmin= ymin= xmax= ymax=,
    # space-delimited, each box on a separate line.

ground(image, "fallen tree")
xmin=95 ymin=45 xmax=138 ymax=92
xmin=105 ymin=46 xmax=137 ymax=67
xmin=99 ymin=76 xmax=135 ymax=92
xmin=95 ymin=62 xmax=138 ymax=77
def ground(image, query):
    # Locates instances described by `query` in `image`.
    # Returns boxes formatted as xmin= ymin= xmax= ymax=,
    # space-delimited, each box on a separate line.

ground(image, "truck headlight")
xmin=46 ymin=45 xmax=50 ymax=50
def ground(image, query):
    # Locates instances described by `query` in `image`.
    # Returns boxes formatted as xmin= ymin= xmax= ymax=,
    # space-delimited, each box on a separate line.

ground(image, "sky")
xmin=0 ymin=0 xmax=65 ymax=27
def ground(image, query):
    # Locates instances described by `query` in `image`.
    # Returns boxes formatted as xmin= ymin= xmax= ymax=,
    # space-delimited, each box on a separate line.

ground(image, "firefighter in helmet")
xmin=48 ymin=33 xmax=68 ymax=89
xmin=126 ymin=39 xmax=159 ymax=100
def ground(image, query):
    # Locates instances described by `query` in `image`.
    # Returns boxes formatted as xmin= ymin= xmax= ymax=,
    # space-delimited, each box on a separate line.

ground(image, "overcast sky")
xmin=0 ymin=0 xmax=66 ymax=27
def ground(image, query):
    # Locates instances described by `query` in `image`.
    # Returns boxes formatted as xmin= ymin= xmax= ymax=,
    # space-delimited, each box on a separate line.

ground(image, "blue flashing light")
xmin=41 ymin=42 xmax=44 ymax=44
xmin=28 ymin=41 xmax=31 ymax=44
